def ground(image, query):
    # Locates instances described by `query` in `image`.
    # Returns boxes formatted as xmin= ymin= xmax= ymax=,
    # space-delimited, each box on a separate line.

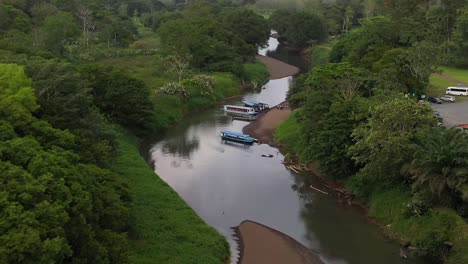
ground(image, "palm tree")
xmin=406 ymin=128 xmax=468 ymax=205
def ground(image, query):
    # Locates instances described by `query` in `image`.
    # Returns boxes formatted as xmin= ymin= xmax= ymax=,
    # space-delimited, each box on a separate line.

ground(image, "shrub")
xmin=158 ymin=82 xmax=190 ymax=98
xmin=403 ymin=192 xmax=433 ymax=218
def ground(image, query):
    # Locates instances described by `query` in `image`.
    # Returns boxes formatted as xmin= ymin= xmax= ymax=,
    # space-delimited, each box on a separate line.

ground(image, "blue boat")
xmin=220 ymin=130 xmax=255 ymax=144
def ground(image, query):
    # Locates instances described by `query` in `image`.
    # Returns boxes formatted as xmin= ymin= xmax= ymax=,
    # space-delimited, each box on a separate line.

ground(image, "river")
xmin=146 ymin=37 xmax=423 ymax=264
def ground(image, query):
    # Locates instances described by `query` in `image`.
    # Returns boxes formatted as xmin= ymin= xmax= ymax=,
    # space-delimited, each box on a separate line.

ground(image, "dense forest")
xmin=273 ymin=0 xmax=468 ymax=263
xmin=0 ymin=0 xmax=271 ymax=263
xmin=2 ymin=0 xmax=468 ymax=263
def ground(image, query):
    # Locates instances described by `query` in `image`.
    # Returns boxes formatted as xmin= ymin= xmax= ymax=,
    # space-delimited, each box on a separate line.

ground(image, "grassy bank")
xmin=276 ymin=114 xmax=468 ymax=264
xmin=99 ymin=55 xmax=241 ymax=129
xmin=243 ymin=61 xmax=269 ymax=88
xmin=275 ymin=110 xmax=304 ymax=157
xmin=112 ymin=130 xmax=230 ymax=263
xmin=309 ymin=42 xmax=334 ymax=68
xmin=367 ymin=187 xmax=468 ymax=264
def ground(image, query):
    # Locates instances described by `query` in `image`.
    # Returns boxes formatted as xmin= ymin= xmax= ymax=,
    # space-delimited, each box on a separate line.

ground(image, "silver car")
xmin=440 ymin=95 xmax=455 ymax=102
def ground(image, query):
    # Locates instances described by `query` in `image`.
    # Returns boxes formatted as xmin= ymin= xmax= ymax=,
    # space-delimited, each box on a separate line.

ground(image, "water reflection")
xmin=161 ymin=136 xmax=200 ymax=159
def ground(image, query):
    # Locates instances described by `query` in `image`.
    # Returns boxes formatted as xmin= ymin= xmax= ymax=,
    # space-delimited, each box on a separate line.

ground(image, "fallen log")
xmin=290 ymin=167 xmax=300 ymax=173
xmin=310 ymin=185 xmax=328 ymax=195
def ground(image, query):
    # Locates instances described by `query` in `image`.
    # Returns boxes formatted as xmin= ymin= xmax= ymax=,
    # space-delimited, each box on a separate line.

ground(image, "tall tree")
xmin=406 ymin=128 xmax=468 ymax=206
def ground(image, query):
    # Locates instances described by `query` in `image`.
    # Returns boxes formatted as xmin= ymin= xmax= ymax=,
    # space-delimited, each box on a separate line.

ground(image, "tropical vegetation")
xmin=275 ymin=0 xmax=468 ymax=263
xmin=0 ymin=0 xmax=272 ymax=263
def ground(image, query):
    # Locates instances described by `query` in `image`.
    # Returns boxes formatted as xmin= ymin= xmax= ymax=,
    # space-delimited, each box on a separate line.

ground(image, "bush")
xmin=158 ymin=82 xmax=190 ymax=98
xmin=242 ymin=61 xmax=269 ymax=88
xmin=310 ymin=45 xmax=331 ymax=68
xmin=403 ymin=192 xmax=433 ymax=218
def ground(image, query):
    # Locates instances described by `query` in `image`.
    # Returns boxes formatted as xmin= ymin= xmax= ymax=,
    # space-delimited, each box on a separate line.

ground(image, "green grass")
xmin=243 ymin=61 xmax=269 ymax=86
xmin=100 ymin=55 xmax=172 ymax=91
xmin=275 ymin=111 xmax=307 ymax=160
xmin=100 ymin=56 xmax=241 ymax=129
xmin=113 ymin=130 xmax=230 ymax=264
xmin=428 ymin=73 xmax=468 ymax=101
xmin=310 ymin=44 xmax=333 ymax=68
xmin=438 ymin=66 xmax=468 ymax=84
xmin=368 ymin=187 xmax=468 ymax=263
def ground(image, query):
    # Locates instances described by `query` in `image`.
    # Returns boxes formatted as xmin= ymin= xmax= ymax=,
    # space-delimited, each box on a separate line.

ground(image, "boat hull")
xmin=220 ymin=130 xmax=255 ymax=144
xmin=221 ymin=135 xmax=254 ymax=144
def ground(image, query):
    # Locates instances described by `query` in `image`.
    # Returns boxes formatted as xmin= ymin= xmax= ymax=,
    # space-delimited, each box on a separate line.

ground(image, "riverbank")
xmin=243 ymin=105 xmax=291 ymax=144
xmin=112 ymin=129 xmax=230 ymax=263
xmin=242 ymin=55 xmax=299 ymax=143
xmin=234 ymin=221 xmax=324 ymax=264
xmin=276 ymin=112 xmax=468 ymax=264
xmin=256 ymin=55 xmax=300 ymax=79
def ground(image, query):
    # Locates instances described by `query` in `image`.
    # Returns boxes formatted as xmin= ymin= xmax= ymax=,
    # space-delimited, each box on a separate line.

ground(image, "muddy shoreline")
xmin=233 ymin=221 xmax=324 ymax=264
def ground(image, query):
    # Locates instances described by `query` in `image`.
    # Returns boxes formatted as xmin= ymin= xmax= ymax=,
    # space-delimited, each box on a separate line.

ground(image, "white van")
xmin=446 ymin=87 xmax=468 ymax=96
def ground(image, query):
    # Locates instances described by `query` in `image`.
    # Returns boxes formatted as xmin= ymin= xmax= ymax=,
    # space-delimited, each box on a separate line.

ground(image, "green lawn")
xmin=428 ymin=74 xmax=456 ymax=97
xmin=428 ymin=67 xmax=468 ymax=101
xmin=438 ymin=66 xmax=468 ymax=84
xmin=113 ymin=130 xmax=230 ymax=264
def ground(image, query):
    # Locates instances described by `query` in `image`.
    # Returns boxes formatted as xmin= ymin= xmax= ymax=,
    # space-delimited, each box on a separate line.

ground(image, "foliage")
xmin=275 ymin=111 xmax=306 ymax=157
xmin=305 ymin=62 xmax=369 ymax=99
xmin=0 ymin=64 xmax=130 ymax=264
xmin=406 ymin=128 xmax=468 ymax=208
xmin=187 ymin=74 xmax=215 ymax=96
xmin=221 ymin=7 xmax=270 ymax=49
xmin=80 ymin=65 xmax=159 ymax=135
xmin=242 ymin=61 xmax=269 ymax=88
xmin=269 ymin=10 xmax=328 ymax=48
xmin=158 ymin=82 xmax=191 ymax=98
xmin=452 ymin=8 xmax=468 ymax=67
xmin=349 ymin=98 xmax=436 ymax=180
xmin=158 ymin=11 xmax=251 ymax=75
xmin=403 ymin=192 xmax=433 ymax=218
xmin=310 ymin=44 xmax=332 ymax=68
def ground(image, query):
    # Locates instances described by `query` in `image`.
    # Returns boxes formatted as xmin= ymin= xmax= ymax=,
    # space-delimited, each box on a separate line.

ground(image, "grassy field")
xmin=428 ymin=66 xmax=468 ymax=101
xmin=113 ymin=130 xmax=230 ymax=264
xmin=438 ymin=66 xmax=468 ymax=84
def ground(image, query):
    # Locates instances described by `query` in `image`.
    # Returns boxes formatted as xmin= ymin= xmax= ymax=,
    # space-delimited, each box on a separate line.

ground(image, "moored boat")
xmin=242 ymin=100 xmax=270 ymax=111
xmin=220 ymin=130 xmax=254 ymax=144
xmin=227 ymin=113 xmax=257 ymax=121
xmin=223 ymin=105 xmax=257 ymax=115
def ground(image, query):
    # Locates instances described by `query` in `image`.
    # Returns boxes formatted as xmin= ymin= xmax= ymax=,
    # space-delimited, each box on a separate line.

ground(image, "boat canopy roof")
xmin=221 ymin=130 xmax=251 ymax=137
xmin=242 ymin=100 xmax=268 ymax=107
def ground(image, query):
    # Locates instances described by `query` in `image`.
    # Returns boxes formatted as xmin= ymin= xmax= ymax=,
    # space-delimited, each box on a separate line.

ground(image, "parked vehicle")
xmin=440 ymin=95 xmax=456 ymax=102
xmin=446 ymin=87 xmax=468 ymax=96
xmin=428 ymin=97 xmax=442 ymax=104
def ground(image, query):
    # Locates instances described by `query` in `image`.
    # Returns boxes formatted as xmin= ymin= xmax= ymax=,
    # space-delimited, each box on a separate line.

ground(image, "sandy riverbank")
xmin=234 ymin=52 xmax=325 ymax=264
xmin=235 ymin=221 xmax=324 ymax=264
xmin=242 ymin=55 xmax=299 ymax=143
xmin=256 ymin=55 xmax=300 ymax=79
xmin=242 ymin=105 xmax=291 ymax=144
